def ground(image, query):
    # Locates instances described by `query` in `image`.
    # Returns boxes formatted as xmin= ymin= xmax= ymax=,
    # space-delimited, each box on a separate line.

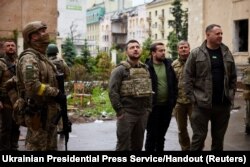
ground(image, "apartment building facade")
xmin=146 ymin=0 xmax=188 ymax=49
xmin=86 ymin=2 xmax=106 ymax=56
xmin=188 ymin=0 xmax=249 ymax=66
xmin=86 ymin=0 xmax=133 ymax=56
xmin=0 ymin=0 xmax=58 ymax=54
xmin=127 ymin=5 xmax=148 ymax=45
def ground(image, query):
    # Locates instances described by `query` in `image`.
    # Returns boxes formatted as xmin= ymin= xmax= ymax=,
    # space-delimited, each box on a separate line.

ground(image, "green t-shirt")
xmin=153 ymin=63 xmax=168 ymax=105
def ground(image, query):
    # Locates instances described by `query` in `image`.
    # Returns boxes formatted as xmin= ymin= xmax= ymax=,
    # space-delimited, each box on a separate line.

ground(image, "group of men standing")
xmin=109 ymin=24 xmax=238 ymax=151
xmin=0 ymin=22 xmax=244 ymax=151
xmin=0 ymin=21 xmax=69 ymax=151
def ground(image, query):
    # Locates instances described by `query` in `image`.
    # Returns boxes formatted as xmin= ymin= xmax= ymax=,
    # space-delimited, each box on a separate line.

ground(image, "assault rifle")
xmin=53 ymin=73 xmax=72 ymax=151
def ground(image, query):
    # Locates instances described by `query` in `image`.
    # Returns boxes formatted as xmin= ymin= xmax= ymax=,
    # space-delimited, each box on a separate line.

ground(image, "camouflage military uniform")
xmin=0 ymin=55 xmax=20 ymax=151
xmin=242 ymin=59 xmax=250 ymax=134
xmin=46 ymin=44 xmax=70 ymax=135
xmin=17 ymin=48 xmax=60 ymax=151
xmin=16 ymin=21 xmax=61 ymax=151
xmin=109 ymin=60 xmax=152 ymax=151
xmin=49 ymin=57 xmax=70 ymax=80
xmin=46 ymin=43 xmax=70 ymax=81
xmin=172 ymin=58 xmax=192 ymax=150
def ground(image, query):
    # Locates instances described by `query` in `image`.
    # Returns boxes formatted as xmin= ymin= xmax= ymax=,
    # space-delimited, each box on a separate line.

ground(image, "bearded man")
xmin=0 ymin=40 xmax=20 ymax=150
xmin=109 ymin=39 xmax=152 ymax=151
xmin=144 ymin=42 xmax=178 ymax=151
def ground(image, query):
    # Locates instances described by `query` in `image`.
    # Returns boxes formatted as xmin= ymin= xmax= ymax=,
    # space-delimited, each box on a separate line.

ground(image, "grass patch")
xmin=67 ymin=86 xmax=115 ymax=119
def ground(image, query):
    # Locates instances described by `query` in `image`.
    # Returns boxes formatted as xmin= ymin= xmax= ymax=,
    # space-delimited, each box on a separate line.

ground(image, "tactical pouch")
xmin=25 ymin=113 xmax=42 ymax=131
xmin=120 ymin=78 xmax=152 ymax=97
xmin=133 ymin=78 xmax=152 ymax=97
xmin=120 ymin=80 xmax=134 ymax=97
xmin=13 ymin=98 xmax=27 ymax=126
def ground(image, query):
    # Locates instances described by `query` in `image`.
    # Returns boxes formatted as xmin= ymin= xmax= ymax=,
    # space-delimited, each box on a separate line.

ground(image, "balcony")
xmin=146 ymin=28 xmax=152 ymax=35
xmin=158 ymin=15 xmax=165 ymax=21
xmin=158 ymin=27 xmax=165 ymax=33
xmin=146 ymin=17 xmax=152 ymax=22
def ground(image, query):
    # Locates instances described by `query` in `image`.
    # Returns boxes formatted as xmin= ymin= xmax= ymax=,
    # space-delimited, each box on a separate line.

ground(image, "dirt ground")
xmin=68 ymin=110 xmax=115 ymax=124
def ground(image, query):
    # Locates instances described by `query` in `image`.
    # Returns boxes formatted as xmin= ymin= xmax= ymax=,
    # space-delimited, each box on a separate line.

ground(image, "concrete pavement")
xmin=18 ymin=91 xmax=250 ymax=151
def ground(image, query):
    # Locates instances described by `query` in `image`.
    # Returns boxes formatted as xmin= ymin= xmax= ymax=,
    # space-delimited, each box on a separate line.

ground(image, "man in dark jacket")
xmin=184 ymin=24 xmax=237 ymax=151
xmin=145 ymin=42 xmax=178 ymax=151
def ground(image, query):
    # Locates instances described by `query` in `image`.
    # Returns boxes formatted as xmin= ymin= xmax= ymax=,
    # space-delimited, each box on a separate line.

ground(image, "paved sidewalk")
xmin=18 ymin=92 xmax=250 ymax=151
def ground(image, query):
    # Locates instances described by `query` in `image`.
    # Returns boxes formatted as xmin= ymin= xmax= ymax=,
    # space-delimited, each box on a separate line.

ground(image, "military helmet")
xmin=22 ymin=21 xmax=47 ymax=43
xmin=46 ymin=43 xmax=59 ymax=55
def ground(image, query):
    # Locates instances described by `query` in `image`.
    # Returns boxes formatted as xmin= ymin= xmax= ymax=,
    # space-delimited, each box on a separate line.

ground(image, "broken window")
xmin=234 ymin=19 xmax=248 ymax=52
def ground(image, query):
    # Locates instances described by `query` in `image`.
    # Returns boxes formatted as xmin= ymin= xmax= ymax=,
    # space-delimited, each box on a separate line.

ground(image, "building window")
xmin=169 ymin=7 xmax=173 ymax=14
xmin=152 ymin=22 xmax=157 ymax=28
xmin=155 ymin=33 xmax=157 ymax=40
xmin=155 ymin=10 xmax=157 ymax=16
xmin=140 ymin=18 xmax=144 ymax=28
xmin=234 ymin=19 xmax=248 ymax=52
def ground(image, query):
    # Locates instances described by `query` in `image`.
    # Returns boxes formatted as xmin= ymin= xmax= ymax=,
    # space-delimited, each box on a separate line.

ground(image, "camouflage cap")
xmin=22 ymin=21 xmax=47 ymax=43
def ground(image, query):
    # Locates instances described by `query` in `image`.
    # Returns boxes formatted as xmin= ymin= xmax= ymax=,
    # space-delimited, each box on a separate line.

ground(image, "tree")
xmin=62 ymin=37 xmax=77 ymax=67
xmin=80 ymin=39 xmax=91 ymax=72
xmin=95 ymin=51 xmax=113 ymax=81
xmin=167 ymin=32 xmax=178 ymax=59
xmin=167 ymin=0 xmax=188 ymax=60
xmin=140 ymin=37 xmax=152 ymax=63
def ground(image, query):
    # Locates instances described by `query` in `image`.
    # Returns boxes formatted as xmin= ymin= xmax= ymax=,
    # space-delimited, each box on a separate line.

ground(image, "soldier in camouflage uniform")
xmin=46 ymin=43 xmax=70 ymax=135
xmin=242 ymin=57 xmax=250 ymax=135
xmin=172 ymin=40 xmax=192 ymax=151
xmin=46 ymin=43 xmax=70 ymax=81
xmin=109 ymin=39 xmax=152 ymax=151
xmin=16 ymin=21 xmax=66 ymax=151
xmin=0 ymin=40 xmax=20 ymax=150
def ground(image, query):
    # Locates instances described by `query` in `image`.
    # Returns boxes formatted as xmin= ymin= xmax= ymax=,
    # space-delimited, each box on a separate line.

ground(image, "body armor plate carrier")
xmin=119 ymin=61 xmax=152 ymax=97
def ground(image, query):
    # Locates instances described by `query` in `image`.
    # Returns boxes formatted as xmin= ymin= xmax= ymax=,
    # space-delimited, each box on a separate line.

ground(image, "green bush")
xmin=69 ymin=86 xmax=115 ymax=118
xmin=86 ymin=87 xmax=114 ymax=117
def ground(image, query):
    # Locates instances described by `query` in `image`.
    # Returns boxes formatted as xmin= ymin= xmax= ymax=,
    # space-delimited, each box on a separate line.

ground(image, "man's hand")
xmin=4 ymin=76 xmax=17 ymax=91
xmin=116 ymin=109 xmax=125 ymax=120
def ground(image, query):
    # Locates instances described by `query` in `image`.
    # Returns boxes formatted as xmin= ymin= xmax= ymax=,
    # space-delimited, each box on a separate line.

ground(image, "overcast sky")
xmin=133 ymin=0 xmax=153 ymax=6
